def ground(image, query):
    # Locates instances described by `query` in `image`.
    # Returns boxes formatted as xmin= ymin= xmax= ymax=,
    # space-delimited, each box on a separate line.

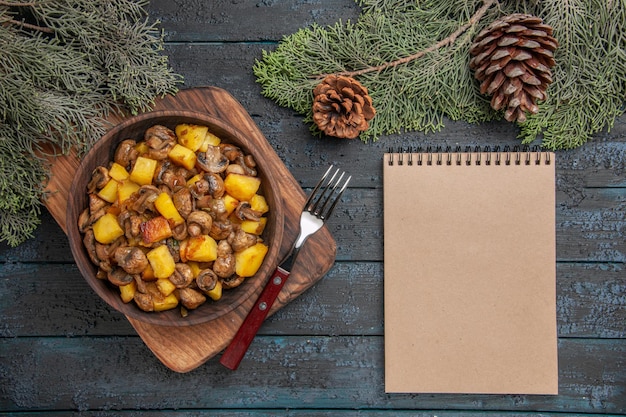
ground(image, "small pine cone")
xmin=312 ymin=75 xmax=376 ymax=139
xmin=469 ymin=13 xmax=558 ymax=123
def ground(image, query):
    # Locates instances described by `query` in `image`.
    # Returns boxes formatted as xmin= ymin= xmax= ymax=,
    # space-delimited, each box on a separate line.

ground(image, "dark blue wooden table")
xmin=1 ymin=1 xmax=625 ymax=415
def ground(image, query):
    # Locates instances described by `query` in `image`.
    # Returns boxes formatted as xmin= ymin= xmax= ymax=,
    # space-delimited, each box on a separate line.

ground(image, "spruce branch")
xmin=316 ymin=0 xmax=498 ymax=79
xmin=254 ymin=0 xmax=625 ymax=150
xmin=0 ymin=0 xmax=183 ymax=246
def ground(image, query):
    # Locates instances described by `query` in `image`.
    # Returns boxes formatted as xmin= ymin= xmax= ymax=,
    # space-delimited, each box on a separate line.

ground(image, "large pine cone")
xmin=469 ymin=13 xmax=558 ymax=123
xmin=312 ymin=75 xmax=376 ymax=139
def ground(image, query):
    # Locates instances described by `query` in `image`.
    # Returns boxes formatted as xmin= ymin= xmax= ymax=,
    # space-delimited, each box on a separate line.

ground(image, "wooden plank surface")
xmin=1 ymin=0 xmax=625 ymax=414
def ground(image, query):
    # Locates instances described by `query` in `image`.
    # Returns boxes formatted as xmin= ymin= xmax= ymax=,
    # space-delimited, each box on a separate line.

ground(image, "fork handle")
xmin=220 ymin=266 xmax=290 ymax=370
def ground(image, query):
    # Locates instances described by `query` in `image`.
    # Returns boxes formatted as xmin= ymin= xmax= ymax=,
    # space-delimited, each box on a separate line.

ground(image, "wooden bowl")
xmin=67 ymin=110 xmax=284 ymax=326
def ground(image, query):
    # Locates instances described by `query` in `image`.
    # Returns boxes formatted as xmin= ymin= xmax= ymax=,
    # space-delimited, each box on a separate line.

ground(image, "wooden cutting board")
xmin=43 ymin=87 xmax=337 ymax=372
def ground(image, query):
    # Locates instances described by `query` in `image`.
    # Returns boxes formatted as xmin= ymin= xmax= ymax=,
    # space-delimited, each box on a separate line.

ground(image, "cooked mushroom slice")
xmin=114 ymin=139 xmax=139 ymax=169
xmin=129 ymin=185 xmax=160 ymax=213
xmin=119 ymin=212 xmax=144 ymax=240
xmin=228 ymin=229 xmax=258 ymax=252
xmin=87 ymin=166 xmax=109 ymax=193
xmin=205 ymin=173 xmax=225 ymax=198
xmin=83 ymin=229 xmax=100 ymax=267
xmin=144 ymin=125 xmax=176 ymax=160
xmin=78 ymin=208 xmax=91 ymax=233
xmin=169 ymin=263 xmax=194 ymax=288
xmin=235 ymin=155 xmax=257 ymax=176
xmin=88 ymin=193 xmax=108 ymax=214
xmin=134 ymin=292 xmax=154 ymax=312
xmin=114 ymin=246 xmax=149 ymax=275
xmin=161 ymin=167 xmax=186 ymax=191
xmin=234 ymin=202 xmax=262 ymax=222
xmin=187 ymin=211 xmax=213 ymax=237
xmin=171 ymin=223 xmax=188 ymax=241
xmin=196 ymin=145 xmax=228 ymax=173
xmin=221 ymin=274 xmax=245 ymax=289
xmin=134 ymin=274 xmax=148 ymax=294
xmin=189 ymin=177 xmax=210 ymax=198
xmin=220 ymin=143 xmax=242 ymax=161
xmin=196 ymin=269 xmax=219 ymax=292
xmin=225 ymin=163 xmax=245 ymax=175
xmin=213 ymin=240 xmax=236 ymax=278
xmin=95 ymin=243 xmax=113 ymax=272
xmin=205 ymin=198 xmax=228 ymax=221
xmin=107 ymin=267 xmax=135 ymax=286
xmin=209 ymin=219 xmax=233 ymax=241
xmin=177 ymin=287 xmax=207 ymax=310
xmin=172 ymin=187 xmax=193 ymax=218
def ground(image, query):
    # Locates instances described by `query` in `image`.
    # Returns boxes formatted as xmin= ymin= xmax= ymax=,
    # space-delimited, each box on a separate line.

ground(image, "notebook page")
xmin=383 ymin=150 xmax=558 ymax=394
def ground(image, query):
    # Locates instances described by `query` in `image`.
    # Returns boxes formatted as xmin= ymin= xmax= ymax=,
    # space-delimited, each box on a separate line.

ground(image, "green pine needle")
xmin=0 ymin=0 xmax=183 ymax=247
xmin=253 ymin=0 xmax=626 ymax=149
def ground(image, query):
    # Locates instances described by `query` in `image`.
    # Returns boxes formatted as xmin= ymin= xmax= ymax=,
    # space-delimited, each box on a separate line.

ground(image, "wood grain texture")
xmin=1 ymin=0 xmax=625 ymax=414
xmin=41 ymin=87 xmax=337 ymax=372
xmin=1 ymin=337 xmax=624 ymax=413
xmin=2 ymin=261 xmax=624 ymax=339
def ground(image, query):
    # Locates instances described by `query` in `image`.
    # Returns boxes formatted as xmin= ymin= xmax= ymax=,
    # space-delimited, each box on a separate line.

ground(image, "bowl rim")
xmin=67 ymin=109 xmax=285 ymax=326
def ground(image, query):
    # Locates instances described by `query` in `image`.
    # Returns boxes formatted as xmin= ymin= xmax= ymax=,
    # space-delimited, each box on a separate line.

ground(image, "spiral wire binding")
xmin=387 ymin=145 xmax=551 ymax=166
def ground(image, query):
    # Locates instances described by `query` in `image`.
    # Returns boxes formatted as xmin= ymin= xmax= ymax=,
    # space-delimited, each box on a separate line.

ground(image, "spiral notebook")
xmin=383 ymin=146 xmax=558 ymax=395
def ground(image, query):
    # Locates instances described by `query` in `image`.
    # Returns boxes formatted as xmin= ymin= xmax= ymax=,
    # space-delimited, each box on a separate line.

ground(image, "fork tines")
xmin=305 ymin=165 xmax=351 ymax=220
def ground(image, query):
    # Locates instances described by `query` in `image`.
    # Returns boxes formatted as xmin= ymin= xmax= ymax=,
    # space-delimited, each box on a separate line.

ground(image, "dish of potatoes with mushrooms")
xmin=78 ymin=123 xmax=270 ymax=315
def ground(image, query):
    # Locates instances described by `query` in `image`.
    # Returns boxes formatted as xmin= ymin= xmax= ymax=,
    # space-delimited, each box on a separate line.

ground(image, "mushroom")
xmin=189 ymin=178 xmax=210 ymax=198
xmin=169 ymin=263 xmax=194 ymax=288
xmin=187 ymin=211 xmax=213 ymax=237
xmin=118 ymin=212 xmax=144 ymax=240
xmin=114 ymin=246 xmax=149 ymax=275
xmin=236 ymin=154 xmax=257 ymax=176
xmin=144 ymin=125 xmax=176 ymax=160
xmin=159 ymin=165 xmax=186 ymax=191
xmin=196 ymin=145 xmax=228 ymax=173
xmin=205 ymin=173 xmax=225 ymax=198
xmin=129 ymin=185 xmax=160 ymax=213
xmin=221 ymin=274 xmax=245 ymax=289
xmin=213 ymin=240 xmax=236 ymax=278
xmin=225 ymin=164 xmax=245 ymax=175
xmin=205 ymin=198 xmax=228 ymax=221
xmin=196 ymin=269 xmax=219 ymax=292
xmin=228 ymin=229 xmax=258 ymax=252
xmin=107 ymin=267 xmax=135 ymax=286
xmin=88 ymin=193 xmax=108 ymax=214
xmin=87 ymin=167 xmax=109 ymax=193
xmin=171 ymin=222 xmax=188 ymax=241
xmin=114 ymin=139 xmax=139 ymax=170
xmin=134 ymin=292 xmax=154 ymax=312
xmin=83 ymin=229 xmax=100 ymax=267
xmin=177 ymin=287 xmax=207 ymax=310
xmin=220 ymin=143 xmax=242 ymax=161
xmin=234 ymin=202 xmax=261 ymax=222
xmin=172 ymin=187 xmax=193 ymax=218
xmin=209 ymin=219 xmax=233 ymax=241
xmin=78 ymin=208 xmax=91 ymax=233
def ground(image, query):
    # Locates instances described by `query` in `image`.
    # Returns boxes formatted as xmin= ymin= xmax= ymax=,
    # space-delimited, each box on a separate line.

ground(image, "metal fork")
xmin=220 ymin=166 xmax=351 ymax=370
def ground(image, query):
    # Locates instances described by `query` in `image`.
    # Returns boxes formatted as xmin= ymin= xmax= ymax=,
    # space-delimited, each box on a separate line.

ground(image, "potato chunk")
xmin=224 ymin=173 xmax=261 ymax=201
xmin=235 ymin=242 xmax=268 ymax=277
xmin=154 ymin=192 xmax=185 ymax=226
xmin=141 ymin=216 xmax=173 ymax=244
xmin=146 ymin=245 xmax=176 ymax=279
xmin=168 ymin=144 xmax=197 ymax=170
xmin=92 ymin=213 xmax=124 ymax=244
xmin=181 ymin=235 xmax=218 ymax=262
xmin=175 ymin=123 xmax=208 ymax=152
xmin=130 ymin=156 xmax=158 ymax=185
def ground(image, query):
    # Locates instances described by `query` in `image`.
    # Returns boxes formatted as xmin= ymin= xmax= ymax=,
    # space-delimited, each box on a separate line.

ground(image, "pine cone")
xmin=469 ymin=13 xmax=558 ymax=123
xmin=312 ymin=75 xmax=376 ymax=139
